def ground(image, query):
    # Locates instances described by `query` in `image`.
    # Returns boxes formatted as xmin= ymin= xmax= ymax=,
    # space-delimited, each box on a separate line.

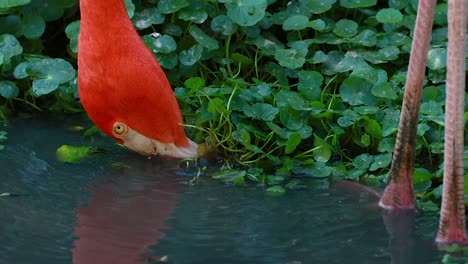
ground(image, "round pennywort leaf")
xmin=225 ymin=0 xmax=267 ymax=26
xmin=333 ymin=19 xmax=358 ymax=38
xmin=376 ymin=8 xmax=403 ymax=23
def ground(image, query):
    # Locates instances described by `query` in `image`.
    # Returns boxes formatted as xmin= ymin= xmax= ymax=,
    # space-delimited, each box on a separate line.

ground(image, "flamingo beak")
xmin=112 ymin=122 xmax=198 ymax=158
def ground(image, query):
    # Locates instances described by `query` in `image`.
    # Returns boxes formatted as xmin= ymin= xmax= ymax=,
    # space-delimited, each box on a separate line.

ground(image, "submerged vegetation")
xmin=0 ymin=0 xmax=465 ymax=207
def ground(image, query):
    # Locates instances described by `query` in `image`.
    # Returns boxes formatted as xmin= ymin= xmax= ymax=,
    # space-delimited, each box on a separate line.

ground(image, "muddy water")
xmin=0 ymin=116 xmax=447 ymax=263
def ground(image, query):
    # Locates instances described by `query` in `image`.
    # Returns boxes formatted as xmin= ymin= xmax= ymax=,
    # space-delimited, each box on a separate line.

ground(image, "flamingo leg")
xmin=379 ymin=0 xmax=437 ymax=210
xmin=435 ymin=0 xmax=467 ymax=245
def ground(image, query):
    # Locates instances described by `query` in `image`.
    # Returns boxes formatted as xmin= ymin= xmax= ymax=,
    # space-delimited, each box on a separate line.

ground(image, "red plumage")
xmin=78 ymin=0 xmax=195 ymax=156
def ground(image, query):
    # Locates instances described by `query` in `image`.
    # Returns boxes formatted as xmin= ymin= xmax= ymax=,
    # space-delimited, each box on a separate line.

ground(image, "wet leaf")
xmin=371 ymin=82 xmax=397 ymax=99
xmin=313 ymin=135 xmax=331 ymax=162
xmin=243 ymin=103 xmax=279 ymax=121
xmin=189 ymin=25 xmax=219 ymax=50
xmin=364 ymin=119 xmax=382 ymax=139
xmin=426 ymin=48 xmax=447 ymax=70
xmin=369 ymin=153 xmax=392 ymax=171
xmin=65 ymin=21 xmax=79 ymax=54
xmin=178 ymin=9 xmax=208 ymax=24
xmin=143 ymin=34 xmax=177 ymax=54
xmin=308 ymin=19 xmax=326 ymax=31
xmin=298 ymin=70 xmax=323 ymax=101
xmin=158 ymin=0 xmax=189 ymax=14
xmin=361 ymin=134 xmax=370 ymax=146
xmin=0 ymin=80 xmax=19 ymax=98
xmin=353 ymin=153 xmax=373 ymax=170
xmin=0 ymin=0 xmax=31 ymax=8
xmin=275 ymin=48 xmax=306 ymax=69
xmin=211 ymin=15 xmax=236 ymax=36
xmin=184 ymin=77 xmax=206 ymax=90
xmin=225 ymin=0 xmax=267 ymax=26
xmin=283 ymin=15 xmax=309 ymax=31
xmin=339 ymin=77 xmax=378 ymax=106
xmin=351 ymin=29 xmax=377 ymax=47
xmin=15 ymin=58 xmax=76 ymax=96
xmin=21 ymin=15 xmax=45 ymax=39
xmin=56 ymin=145 xmax=96 ymax=163
xmin=333 ymin=19 xmax=358 ymax=38
xmin=211 ymin=169 xmax=246 ymax=184
xmin=340 ymin=0 xmax=376 ymax=8
xmin=132 ymin=7 xmax=164 ymax=29
xmin=285 ymin=132 xmax=301 ymax=154
xmin=0 ymin=34 xmax=22 ymax=65
xmin=376 ymin=8 xmax=403 ymax=23
xmin=266 ymin=185 xmax=286 ymax=196
xmin=300 ymin=0 xmax=336 ymax=14
xmin=179 ymin=44 xmax=203 ymax=65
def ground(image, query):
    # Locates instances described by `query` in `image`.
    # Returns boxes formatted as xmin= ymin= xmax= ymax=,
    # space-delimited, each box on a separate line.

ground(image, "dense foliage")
xmin=0 ymin=0 xmax=466 ymax=206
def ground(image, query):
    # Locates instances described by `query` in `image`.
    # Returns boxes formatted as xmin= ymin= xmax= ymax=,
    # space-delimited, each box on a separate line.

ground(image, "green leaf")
xmin=232 ymin=129 xmax=251 ymax=146
xmin=158 ymin=0 xmax=189 ymax=14
xmin=184 ymin=77 xmax=206 ymax=90
xmin=308 ymin=19 xmax=326 ymax=31
xmin=300 ymin=0 xmax=336 ymax=14
xmin=375 ymin=46 xmax=400 ymax=61
xmin=179 ymin=44 xmax=203 ymax=65
xmin=0 ymin=0 xmax=31 ymax=8
xmin=143 ymin=34 xmax=177 ymax=54
xmin=124 ymin=0 xmax=135 ymax=18
xmin=333 ymin=19 xmax=358 ymax=38
xmin=298 ymin=70 xmax=323 ymax=101
xmin=243 ymin=103 xmax=279 ymax=121
xmin=365 ymin=119 xmax=382 ymax=139
xmin=211 ymin=15 xmax=236 ymax=36
xmin=361 ymin=134 xmax=370 ymax=146
xmin=65 ymin=21 xmax=80 ymax=54
xmin=56 ymin=145 xmax=97 ymax=163
xmin=313 ymin=135 xmax=331 ymax=162
xmin=189 ymin=25 xmax=219 ymax=50
xmin=351 ymin=29 xmax=377 ymax=47
xmin=369 ymin=153 xmax=392 ymax=171
xmin=225 ymin=0 xmax=267 ymax=26
xmin=353 ymin=153 xmax=373 ymax=170
xmin=178 ymin=9 xmax=208 ymax=24
xmin=0 ymin=34 xmax=22 ymax=65
xmin=132 ymin=7 xmax=164 ymax=29
xmin=376 ymin=8 xmax=403 ymax=23
xmin=266 ymin=185 xmax=286 ymax=196
xmin=283 ymin=15 xmax=309 ymax=31
xmin=212 ymin=169 xmax=246 ymax=184
xmin=427 ymin=48 xmax=447 ymax=70
xmin=339 ymin=77 xmax=378 ymax=106
xmin=275 ymin=48 xmax=306 ymax=69
xmin=21 ymin=14 xmax=45 ymax=39
xmin=337 ymin=109 xmax=360 ymax=127
xmin=371 ymin=82 xmax=397 ymax=99
xmin=285 ymin=132 xmax=301 ymax=154
xmin=16 ymin=58 xmax=76 ymax=96
xmin=340 ymin=0 xmax=376 ymax=8
xmin=0 ymin=81 xmax=19 ymax=99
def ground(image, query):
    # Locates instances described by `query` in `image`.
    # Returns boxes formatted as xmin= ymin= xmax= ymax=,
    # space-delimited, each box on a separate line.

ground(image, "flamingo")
xmin=77 ymin=0 xmax=198 ymax=159
xmin=379 ymin=0 xmax=467 ymax=244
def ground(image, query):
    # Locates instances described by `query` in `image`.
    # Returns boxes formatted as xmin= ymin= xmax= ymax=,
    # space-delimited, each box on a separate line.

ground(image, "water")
xmin=0 ymin=116 xmax=453 ymax=264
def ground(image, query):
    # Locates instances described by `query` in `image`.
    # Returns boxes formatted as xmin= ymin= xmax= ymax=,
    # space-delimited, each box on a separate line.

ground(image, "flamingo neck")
xmin=79 ymin=0 xmax=134 ymax=40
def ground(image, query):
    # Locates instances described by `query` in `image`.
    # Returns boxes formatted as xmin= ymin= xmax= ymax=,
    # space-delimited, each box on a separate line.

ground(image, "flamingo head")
xmin=109 ymin=121 xmax=198 ymax=158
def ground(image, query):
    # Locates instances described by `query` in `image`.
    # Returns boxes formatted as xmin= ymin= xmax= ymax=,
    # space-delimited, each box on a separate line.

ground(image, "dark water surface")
xmin=0 ymin=117 xmax=448 ymax=263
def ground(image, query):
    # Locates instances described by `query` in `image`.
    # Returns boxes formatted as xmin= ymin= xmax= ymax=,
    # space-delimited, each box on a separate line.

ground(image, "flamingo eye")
xmin=113 ymin=122 xmax=128 ymax=137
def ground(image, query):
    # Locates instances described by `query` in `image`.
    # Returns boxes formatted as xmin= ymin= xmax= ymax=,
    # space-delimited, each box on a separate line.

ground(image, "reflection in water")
xmin=0 ymin=117 xmax=446 ymax=264
xmin=72 ymin=157 xmax=185 ymax=264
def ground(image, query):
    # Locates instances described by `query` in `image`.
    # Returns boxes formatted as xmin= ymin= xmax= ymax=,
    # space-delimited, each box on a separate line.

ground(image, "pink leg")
xmin=435 ymin=0 xmax=467 ymax=245
xmin=379 ymin=0 xmax=437 ymax=210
